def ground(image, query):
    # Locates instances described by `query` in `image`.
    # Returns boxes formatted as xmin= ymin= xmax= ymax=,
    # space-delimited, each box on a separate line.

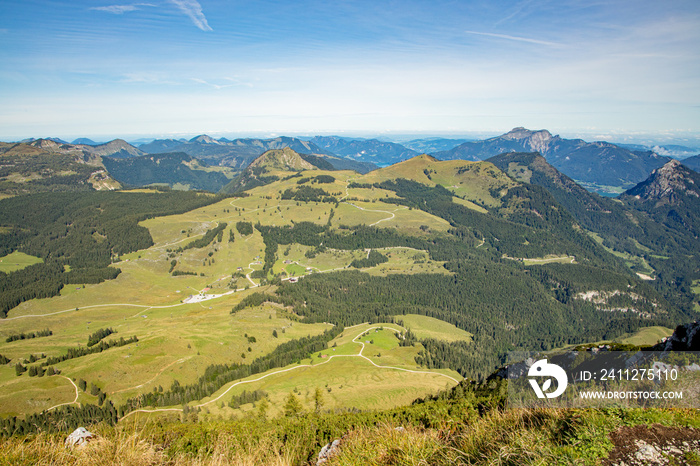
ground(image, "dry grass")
xmin=2 ymin=407 xmax=698 ymax=465
xmin=0 ymin=428 xmax=166 ymax=466
xmin=0 ymin=422 xmax=306 ymax=466
xmin=325 ymin=409 xmax=586 ymax=466
xmin=0 ymin=411 xmax=558 ymax=466
xmin=326 ymin=424 xmax=452 ymax=466
xmin=450 ymin=409 xmax=564 ymax=465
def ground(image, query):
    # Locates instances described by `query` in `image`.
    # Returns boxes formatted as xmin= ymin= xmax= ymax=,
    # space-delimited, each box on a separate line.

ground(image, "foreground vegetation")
xmin=1 ymin=378 xmax=698 ymax=465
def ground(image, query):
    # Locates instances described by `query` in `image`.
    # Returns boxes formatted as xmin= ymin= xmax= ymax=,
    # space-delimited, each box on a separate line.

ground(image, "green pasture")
xmin=0 ymin=251 xmax=43 ymax=273
xmin=0 ymin=186 xmax=464 ymax=417
xmin=185 ymin=323 xmax=459 ymax=420
xmin=617 ymin=326 xmax=673 ymax=346
xmin=397 ymin=314 xmax=473 ymax=343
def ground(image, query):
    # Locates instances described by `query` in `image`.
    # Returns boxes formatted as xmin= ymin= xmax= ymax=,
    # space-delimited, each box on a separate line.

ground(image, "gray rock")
xmin=317 ymin=438 xmax=343 ymax=465
xmin=65 ymin=427 xmax=95 ymax=448
xmin=633 ymin=440 xmax=662 ymax=464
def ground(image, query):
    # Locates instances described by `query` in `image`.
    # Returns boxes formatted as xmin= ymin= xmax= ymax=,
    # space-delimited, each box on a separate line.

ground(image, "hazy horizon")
xmin=4 ymin=127 xmax=700 ymax=152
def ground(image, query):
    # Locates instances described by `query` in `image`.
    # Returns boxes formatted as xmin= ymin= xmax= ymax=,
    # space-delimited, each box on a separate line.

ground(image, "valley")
xmin=0 ymin=164 xmax=470 ymax=419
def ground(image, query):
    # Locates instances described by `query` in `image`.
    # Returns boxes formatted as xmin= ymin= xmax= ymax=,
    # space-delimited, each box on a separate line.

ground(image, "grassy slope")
xmin=0 ymin=173 xmax=468 ymax=417
xmin=0 ymin=251 xmax=43 ymax=273
xmin=360 ymin=154 xmax=518 ymax=208
xmin=174 ymin=324 xmax=460 ymax=420
xmin=617 ymin=326 xmax=673 ymax=346
xmin=397 ymin=314 xmax=473 ymax=343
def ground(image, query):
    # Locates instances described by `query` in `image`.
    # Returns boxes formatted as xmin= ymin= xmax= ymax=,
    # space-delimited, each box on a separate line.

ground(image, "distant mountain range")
xmin=10 ymin=129 xmax=696 ymax=195
xmin=308 ymin=136 xmax=420 ymax=165
xmin=139 ymin=135 xmax=333 ymax=169
xmin=138 ymin=135 xmax=379 ymax=174
xmin=618 ymin=143 xmax=699 ymax=159
xmin=435 ymin=127 xmax=672 ymax=189
xmin=71 ymin=138 xmax=101 ymax=145
xmin=681 ymin=155 xmax=700 ymax=172
xmin=402 ymin=138 xmax=470 ymax=153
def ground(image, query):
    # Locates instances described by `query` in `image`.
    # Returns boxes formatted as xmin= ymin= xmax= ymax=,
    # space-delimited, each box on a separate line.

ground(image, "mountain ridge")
xmin=310 ymin=136 xmax=419 ymax=165
xmin=435 ymin=127 xmax=672 ymax=189
xmin=139 ymin=135 xmax=335 ymax=169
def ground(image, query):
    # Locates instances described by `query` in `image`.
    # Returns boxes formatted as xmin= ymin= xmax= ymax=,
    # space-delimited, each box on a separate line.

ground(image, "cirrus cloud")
xmin=90 ymin=3 xmax=154 ymax=14
xmin=169 ymin=0 xmax=212 ymax=31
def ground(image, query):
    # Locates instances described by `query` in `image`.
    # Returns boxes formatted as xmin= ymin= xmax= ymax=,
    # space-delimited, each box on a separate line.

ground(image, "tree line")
xmin=0 ymin=190 xmax=222 ymax=317
xmin=5 ymin=328 xmax=52 ymax=343
xmin=121 ymin=327 xmax=342 ymax=412
xmin=180 ymin=223 xmax=228 ymax=251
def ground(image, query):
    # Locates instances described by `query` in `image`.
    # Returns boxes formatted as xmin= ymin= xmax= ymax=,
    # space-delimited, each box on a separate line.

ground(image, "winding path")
xmin=0 ymin=302 xmax=190 ymax=322
xmin=46 ymin=376 xmax=79 ymax=411
xmin=121 ymin=325 xmax=460 ymax=420
xmin=345 ymin=202 xmax=403 ymax=227
xmin=111 ymin=357 xmax=191 ymax=395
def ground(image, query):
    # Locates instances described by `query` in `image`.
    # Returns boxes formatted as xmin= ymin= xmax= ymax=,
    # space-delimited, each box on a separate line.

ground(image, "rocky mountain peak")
xmin=501 ymin=127 xmax=554 ymax=154
xmin=190 ymin=135 xmax=220 ymax=144
xmin=625 ymin=159 xmax=699 ymax=203
xmin=502 ymin=127 xmax=552 ymax=140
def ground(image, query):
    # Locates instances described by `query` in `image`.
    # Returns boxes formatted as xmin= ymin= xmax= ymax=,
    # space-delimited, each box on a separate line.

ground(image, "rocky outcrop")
xmin=625 ymin=160 xmax=700 ymax=204
xmin=654 ymin=320 xmax=700 ymax=352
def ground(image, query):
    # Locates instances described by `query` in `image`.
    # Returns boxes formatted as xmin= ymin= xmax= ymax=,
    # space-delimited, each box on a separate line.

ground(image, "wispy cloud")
xmin=191 ymin=78 xmax=232 ymax=89
xmin=495 ymin=0 xmax=537 ymax=26
xmin=169 ymin=0 xmax=212 ymax=31
xmin=464 ymin=30 xmax=563 ymax=48
xmin=90 ymin=4 xmax=152 ymax=14
xmin=119 ymin=73 xmax=180 ymax=86
xmin=191 ymin=77 xmax=253 ymax=89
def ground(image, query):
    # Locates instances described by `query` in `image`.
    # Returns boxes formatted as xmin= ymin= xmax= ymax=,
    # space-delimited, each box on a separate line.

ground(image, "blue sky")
xmin=0 ymin=0 xmax=699 ymax=142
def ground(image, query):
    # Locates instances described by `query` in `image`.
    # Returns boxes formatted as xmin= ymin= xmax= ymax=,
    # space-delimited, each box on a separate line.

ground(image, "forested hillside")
xmin=102 ymin=152 xmax=233 ymax=191
xmin=487 ymin=152 xmax=700 ymax=317
xmin=0 ymin=191 xmax=221 ymax=317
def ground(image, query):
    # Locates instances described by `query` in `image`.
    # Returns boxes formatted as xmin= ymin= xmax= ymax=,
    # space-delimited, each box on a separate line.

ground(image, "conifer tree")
xmin=257 ymin=397 xmax=269 ymax=419
xmin=313 ymin=387 xmax=324 ymax=413
xmin=283 ymin=392 xmax=303 ymax=417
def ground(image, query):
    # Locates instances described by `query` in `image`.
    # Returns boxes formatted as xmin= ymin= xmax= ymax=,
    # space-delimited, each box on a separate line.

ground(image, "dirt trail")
xmin=46 ymin=376 xmax=79 ymax=411
xmin=121 ymin=325 xmax=460 ymax=420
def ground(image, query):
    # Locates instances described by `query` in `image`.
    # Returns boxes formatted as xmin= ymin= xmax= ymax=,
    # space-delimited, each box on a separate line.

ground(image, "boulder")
xmin=65 ymin=427 xmax=95 ymax=448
